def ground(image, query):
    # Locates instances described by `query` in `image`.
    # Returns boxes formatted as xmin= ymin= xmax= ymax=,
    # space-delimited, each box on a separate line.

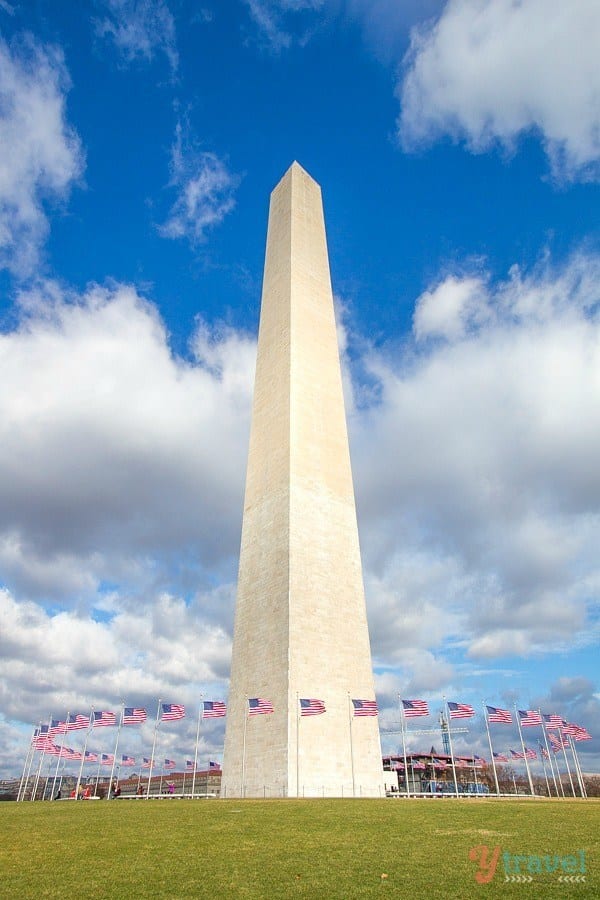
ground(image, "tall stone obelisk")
xmin=222 ymin=162 xmax=384 ymax=798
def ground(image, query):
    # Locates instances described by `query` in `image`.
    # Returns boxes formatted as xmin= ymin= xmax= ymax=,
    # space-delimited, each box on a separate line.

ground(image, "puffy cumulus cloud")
xmin=399 ymin=0 xmax=600 ymax=181
xmin=0 ymin=34 xmax=84 ymax=277
xmin=0 ymin=280 xmax=255 ymax=603
xmin=159 ymin=122 xmax=239 ymax=245
xmin=94 ymin=0 xmax=178 ymax=72
xmin=353 ymin=251 xmax=600 ymax=664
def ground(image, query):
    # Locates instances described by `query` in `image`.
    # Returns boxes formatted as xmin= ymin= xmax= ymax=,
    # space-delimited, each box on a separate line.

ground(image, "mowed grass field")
xmin=0 ymin=798 xmax=598 ymax=898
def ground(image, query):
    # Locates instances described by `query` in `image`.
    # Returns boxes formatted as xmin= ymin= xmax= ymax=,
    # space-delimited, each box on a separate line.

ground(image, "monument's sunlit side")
xmin=222 ymin=163 xmax=384 ymax=798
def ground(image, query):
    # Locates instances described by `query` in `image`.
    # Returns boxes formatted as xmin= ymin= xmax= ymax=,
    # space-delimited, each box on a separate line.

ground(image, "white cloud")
xmin=94 ymin=0 xmax=178 ymax=72
xmin=0 ymin=34 xmax=84 ymax=277
xmin=159 ymin=123 xmax=239 ymax=245
xmin=399 ymin=0 xmax=600 ymax=181
xmin=0 ymin=280 xmax=255 ymax=602
xmin=243 ymin=0 xmax=326 ymax=52
xmin=354 ymin=251 xmax=600 ymax=661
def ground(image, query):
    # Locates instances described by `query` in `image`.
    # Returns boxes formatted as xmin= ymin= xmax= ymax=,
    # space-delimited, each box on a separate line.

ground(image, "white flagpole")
xmin=539 ymin=712 xmax=559 ymax=796
xmin=94 ymin=754 xmax=102 ymax=796
xmin=32 ymin=728 xmax=50 ymax=801
xmin=567 ymin=735 xmax=585 ymax=797
xmin=398 ymin=697 xmax=409 ymax=797
xmin=146 ymin=698 xmax=162 ymax=799
xmin=159 ymin=761 xmax=165 ymax=795
xmin=539 ymin=744 xmax=551 ymax=797
xmin=192 ymin=700 xmax=202 ymax=799
xmin=348 ymin=694 xmax=355 ymax=798
xmin=296 ymin=693 xmax=300 ymax=798
xmin=482 ymin=703 xmax=500 ymax=796
xmin=75 ymin=706 xmax=94 ymax=800
xmin=514 ymin=707 xmax=534 ymax=796
xmin=18 ymin=725 xmax=38 ymax=801
xmin=241 ymin=701 xmax=249 ymax=798
xmin=443 ymin=699 xmax=459 ymax=798
xmin=51 ymin=713 xmax=69 ymax=800
xmin=558 ymin=728 xmax=576 ymax=796
xmin=570 ymin=737 xmax=587 ymax=798
xmin=108 ymin=703 xmax=124 ymax=799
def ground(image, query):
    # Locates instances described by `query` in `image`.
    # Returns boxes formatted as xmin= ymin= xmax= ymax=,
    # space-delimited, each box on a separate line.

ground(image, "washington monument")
xmin=222 ymin=162 xmax=384 ymax=798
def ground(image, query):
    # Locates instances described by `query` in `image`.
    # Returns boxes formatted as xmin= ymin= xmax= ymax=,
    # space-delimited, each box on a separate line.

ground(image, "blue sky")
xmin=0 ymin=0 xmax=599 ymax=779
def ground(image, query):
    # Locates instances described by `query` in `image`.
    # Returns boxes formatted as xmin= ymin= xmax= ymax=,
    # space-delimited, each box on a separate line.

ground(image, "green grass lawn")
xmin=0 ymin=798 xmax=597 ymax=898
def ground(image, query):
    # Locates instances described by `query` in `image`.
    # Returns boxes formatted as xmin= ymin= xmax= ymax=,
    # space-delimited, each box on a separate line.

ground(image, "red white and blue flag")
xmin=538 ymin=743 xmax=550 ymax=759
xmin=101 ymin=753 xmax=114 ymax=765
xmin=93 ymin=710 xmax=117 ymax=727
xmin=123 ymin=707 xmax=147 ymax=725
xmin=447 ymin=702 xmax=475 ymax=719
xmin=525 ymin=748 xmax=537 ymax=759
xmin=121 ymin=755 xmax=136 ymax=766
xmin=543 ymin=713 xmax=565 ymax=729
xmin=300 ymin=698 xmax=326 ymax=716
xmin=202 ymin=701 xmax=226 ymax=719
xmin=412 ymin=760 xmax=426 ymax=770
xmin=474 ymin=755 xmax=487 ymax=767
xmin=164 ymin=758 xmax=176 ymax=769
xmin=66 ymin=714 xmax=90 ymax=731
xmin=510 ymin=749 xmax=525 ymax=760
xmin=248 ymin=698 xmax=274 ymax=715
xmin=186 ymin=760 xmax=196 ymax=771
xmin=60 ymin=747 xmax=83 ymax=760
xmin=573 ymin=726 xmax=592 ymax=741
xmin=493 ymin=752 xmax=508 ymax=762
xmin=49 ymin=718 xmax=69 ymax=736
xmin=209 ymin=761 xmax=221 ymax=770
xmin=161 ymin=703 xmax=185 ymax=721
xmin=84 ymin=751 xmax=99 ymax=763
xmin=401 ymin=699 xmax=429 ymax=717
xmin=486 ymin=705 xmax=512 ymax=724
xmin=142 ymin=757 xmax=153 ymax=769
xmin=352 ymin=699 xmax=378 ymax=717
xmin=518 ymin=710 xmax=543 ymax=727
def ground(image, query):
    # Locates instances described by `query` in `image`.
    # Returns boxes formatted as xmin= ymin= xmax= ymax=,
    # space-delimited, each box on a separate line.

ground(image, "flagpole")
xmin=296 ymin=693 xmax=300 ymax=798
xmin=18 ymin=725 xmax=38 ymax=801
xmin=557 ymin=728 xmax=576 ymax=797
xmin=50 ymin=713 xmax=69 ymax=800
xmin=569 ymin=737 xmax=586 ymax=798
xmin=94 ymin=753 xmax=102 ymax=796
xmin=30 ymin=726 xmax=45 ymax=801
xmin=514 ymin=707 xmax=534 ymax=796
xmin=482 ymin=703 xmax=500 ymax=796
xmin=75 ymin=706 xmax=94 ymax=800
xmin=539 ymin=711 xmax=559 ymax=796
xmin=32 ymin=727 xmax=50 ymax=801
xmin=538 ymin=743 xmax=551 ymax=797
xmin=146 ymin=698 xmax=162 ymax=799
xmin=398 ymin=697 xmax=409 ymax=798
xmin=192 ymin=700 xmax=202 ymax=799
xmin=108 ymin=703 xmax=124 ymax=800
xmin=443 ymin=699 xmax=459 ymax=798
xmin=241 ymin=701 xmax=248 ymax=798
xmin=348 ymin=694 xmax=355 ymax=798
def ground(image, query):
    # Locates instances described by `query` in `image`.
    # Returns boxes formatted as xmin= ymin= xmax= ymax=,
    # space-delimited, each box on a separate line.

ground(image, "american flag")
xmin=164 ymin=758 xmax=176 ymax=769
xmin=493 ymin=752 xmax=508 ymax=762
xmin=561 ymin=722 xmax=579 ymax=736
xmin=538 ymin=743 xmax=550 ymax=759
xmin=543 ymin=713 xmax=565 ymax=729
xmin=300 ymin=698 xmax=326 ymax=716
xmin=433 ymin=759 xmax=447 ymax=769
xmin=121 ymin=755 xmax=136 ymax=766
xmin=486 ymin=705 xmax=512 ymax=724
xmin=185 ymin=760 xmax=196 ymax=771
xmin=401 ymin=699 xmax=429 ymax=717
xmin=209 ymin=761 xmax=221 ymax=770
xmin=510 ymin=749 xmax=525 ymax=760
xmin=142 ymin=757 xmax=153 ymax=769
xmin=202 ymin=701 xmax=227 ymax=719
xmin=101 ymin=753 xmax=115 ymax=765
xmin=248 ymin=698 xmax=274 ymax=715
xmin=93 ymin=710 xmax=116 ymax=727
xmin=525 ymin=748 xmax=537 ymax=760
xmin=65 ymin=714 xmax=90 ymax=731
xmin=161 ymin=703 xmax=185 ymax=721
xmin=33 ymin=734 xmax=58 ymax=752
xmin=412 ymin=761 xmax=426 ymax=770
xmin=49 ymin=718 xmax=69 ymax=736
xmin=574 ymin=726 xmax=592 ymax=741
xmin=455 ymin=758 xmax=469 ymax=768
xmin=474 ymin=755 xmax=487 ymax=767
xmin=60 ymin=747 xmax=83 ymax=760
xmin=123 ymin=707 xmax=147 ymax=725
xmin=352 ymin=699 xmax=378 ymax=717
xmin=518 ymin=709 xmax=543 ymax=727
xmin=447 ymin=701 xmax=475 ymax=719
xmin=548 ymin=733 xmax=563 ymax=752
xmin=84 ymin=751 xmax=99 ymax=763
